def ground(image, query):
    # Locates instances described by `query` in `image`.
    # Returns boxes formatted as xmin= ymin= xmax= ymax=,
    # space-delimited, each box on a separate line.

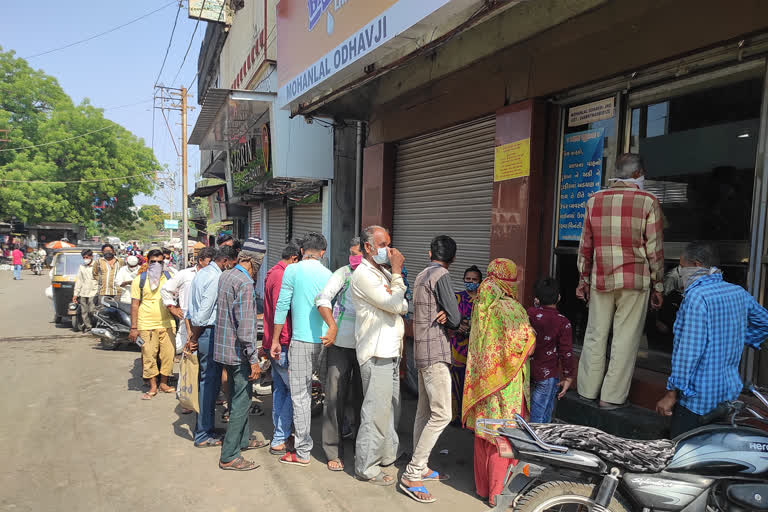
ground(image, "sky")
xmin=1 ymin=0 xmax=206 ymax=213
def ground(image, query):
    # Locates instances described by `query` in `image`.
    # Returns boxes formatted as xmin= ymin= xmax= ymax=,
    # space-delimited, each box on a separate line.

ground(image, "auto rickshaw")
xmin=50 ymin=248 xmax=101 ymax=324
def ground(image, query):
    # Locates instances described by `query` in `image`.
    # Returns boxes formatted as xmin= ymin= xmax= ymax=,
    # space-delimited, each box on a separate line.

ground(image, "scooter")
xmin=488 ymin=385 xmax=768 ymax=511
xmin=90 ymin=296 xmax=132 ymax=350
xmin=30 ymin=256 xmax=43 ymax=275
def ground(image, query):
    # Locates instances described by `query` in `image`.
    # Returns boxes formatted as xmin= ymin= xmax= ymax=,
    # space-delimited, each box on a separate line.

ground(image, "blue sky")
xmin=1 ymin=0 xmax=206 ymax=211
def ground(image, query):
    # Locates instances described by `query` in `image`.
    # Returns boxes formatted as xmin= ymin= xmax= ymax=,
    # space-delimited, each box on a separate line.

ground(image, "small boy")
xmin=527 ymin=277 xmax=575 ymax=423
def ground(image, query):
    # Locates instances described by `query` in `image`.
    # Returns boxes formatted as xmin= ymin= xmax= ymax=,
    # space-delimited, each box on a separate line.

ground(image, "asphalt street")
xmin=0 ymin=268 xmax=485 ymax=512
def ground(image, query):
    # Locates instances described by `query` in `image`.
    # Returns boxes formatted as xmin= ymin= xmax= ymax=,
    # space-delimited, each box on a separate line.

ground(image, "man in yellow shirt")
xmin=129 ymin=249 xmax=176 ymax=400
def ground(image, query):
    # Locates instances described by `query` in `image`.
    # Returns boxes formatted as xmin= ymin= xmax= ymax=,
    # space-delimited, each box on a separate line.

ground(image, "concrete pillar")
xmin=360 ymin=142 xmax=395 ymax=232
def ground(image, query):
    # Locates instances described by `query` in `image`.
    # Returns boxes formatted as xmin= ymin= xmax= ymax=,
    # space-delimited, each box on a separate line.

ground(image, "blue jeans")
xmin=13 ymin=264 xmax=21 ymax=280
xmin=530 ymin=377 xmax=559 ymax=423
xmin=193 ymin=326 xmax=222 ymax=445
xmin=270 ymin=346 xmax=293 ymax=448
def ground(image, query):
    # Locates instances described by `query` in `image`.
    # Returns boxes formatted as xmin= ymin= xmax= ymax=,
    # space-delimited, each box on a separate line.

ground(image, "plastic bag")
xmin=177 ymin=351 xmax=199 ymax=413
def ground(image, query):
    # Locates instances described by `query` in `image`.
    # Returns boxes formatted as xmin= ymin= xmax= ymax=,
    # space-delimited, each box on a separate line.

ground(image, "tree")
xmin=137 ymin=204 xmax=167 ymax=229
xmin=0 ymin=48 xmax=159 ymax=231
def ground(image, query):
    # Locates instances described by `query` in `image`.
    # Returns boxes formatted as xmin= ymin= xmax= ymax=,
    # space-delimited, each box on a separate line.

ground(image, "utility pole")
xmin=154 ymin=85 xmax=193 ymax=267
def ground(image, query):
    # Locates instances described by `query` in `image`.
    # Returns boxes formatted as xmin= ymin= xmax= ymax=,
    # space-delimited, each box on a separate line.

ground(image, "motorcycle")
xmin=90 ymin=296 xmax=132 ymax=350
xmin=30 ymin=256 xmax=43 ymax=275
xmin=488 ymin=384 xmax=768 ymax=511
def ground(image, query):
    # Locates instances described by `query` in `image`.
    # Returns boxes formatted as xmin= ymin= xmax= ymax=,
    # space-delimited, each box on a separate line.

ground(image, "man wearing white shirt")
xmin=350 ymin=225 xmax=408 ymax=486
xmin=161 ymin=248 xmax=215 ymax=354
xmin=116 ymin=256 xmax=140 ymax=306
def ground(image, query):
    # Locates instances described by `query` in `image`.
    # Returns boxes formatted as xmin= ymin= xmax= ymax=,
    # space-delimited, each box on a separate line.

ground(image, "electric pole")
xmin=154 ymin=85 xmax=193 ymax=267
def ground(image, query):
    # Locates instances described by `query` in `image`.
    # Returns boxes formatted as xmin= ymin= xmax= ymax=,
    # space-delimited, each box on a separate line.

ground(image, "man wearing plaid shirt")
xmin=656 ymin=242 xmax=768 ymax=436
xmin=214 ymin=237 xmax=269 ymax=471
xmin=576 ymin=153 xmax=665 ymax=408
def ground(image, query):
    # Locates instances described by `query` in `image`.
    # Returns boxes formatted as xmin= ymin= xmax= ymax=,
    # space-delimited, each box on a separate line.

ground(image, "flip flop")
xmin=279 ymin=452 xmax=310 ymax=467
xmin=219 ymin=456 xmax=259 ymax=471
xmin=358 ymin=473 xmax=395 ymax=486
xmin=141 ymin=391 xmax=157 ymax=400
xmin=327 ymin=459 xmax=344 ymax=472
xmin=399 ymin=483 xmax=436 ymax=503
xmin=242 ymin=439 xmax=270 ymax=451
xmin=194 ymin=437 xmax=223 ymax=448
xmin=159 ymin=386 xmax=176 ymax=394
xmin=422 ymin=470 xmax=450 ymax=481
xmin=269 ymin=446 xmax=287 ymax=455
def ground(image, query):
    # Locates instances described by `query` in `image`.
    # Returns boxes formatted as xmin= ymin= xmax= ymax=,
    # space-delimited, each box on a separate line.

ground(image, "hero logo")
xmin=749 ymin=442 xmax=768 ymax=451
xmin=307 ymin=0 xmax=348 ymax=34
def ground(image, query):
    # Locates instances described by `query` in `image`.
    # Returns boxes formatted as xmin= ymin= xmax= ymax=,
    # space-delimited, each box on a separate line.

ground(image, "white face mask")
xmin=83 ymin=259 xmax=92 ymax=266
xmin=372 ymin=246 xmax=389 ymax=265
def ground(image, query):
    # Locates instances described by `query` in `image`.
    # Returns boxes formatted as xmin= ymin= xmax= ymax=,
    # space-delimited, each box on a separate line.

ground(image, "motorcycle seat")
xmin=531 ymin=423 xmax=675 ymax=473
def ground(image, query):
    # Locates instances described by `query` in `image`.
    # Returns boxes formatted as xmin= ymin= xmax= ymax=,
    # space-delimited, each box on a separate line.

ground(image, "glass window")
xmin=55 ymin=253 xmax=84 ymax=276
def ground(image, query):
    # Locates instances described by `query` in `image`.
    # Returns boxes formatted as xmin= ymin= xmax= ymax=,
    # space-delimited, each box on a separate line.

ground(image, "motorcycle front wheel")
xmin=514 ymin=481 xmax=630 ymax=512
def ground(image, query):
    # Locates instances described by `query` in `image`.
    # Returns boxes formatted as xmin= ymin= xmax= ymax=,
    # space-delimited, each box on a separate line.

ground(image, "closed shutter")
xmin=266 ymin=205 xmax=287 ymax=270
xmin=249 ymin=204 xmax=262 ymax=238
xmin=393 ymin=116 xmax=495 ymax=290
xmin=291 ymin=202 xmax=323 ymax=242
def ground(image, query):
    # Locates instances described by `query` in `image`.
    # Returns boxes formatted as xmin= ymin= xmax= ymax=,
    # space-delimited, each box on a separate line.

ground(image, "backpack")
xmin=138 ymin=270 xmax=171 ymax=302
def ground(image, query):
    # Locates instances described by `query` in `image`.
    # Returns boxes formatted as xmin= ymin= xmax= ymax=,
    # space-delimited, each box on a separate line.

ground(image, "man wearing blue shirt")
xmin=271 ymin=232 xmax=332 ymax=466
xmin=185 ymin=246 xmax=237 ymax=448
xmin=656 ymin=241 xmax=768 ymax=437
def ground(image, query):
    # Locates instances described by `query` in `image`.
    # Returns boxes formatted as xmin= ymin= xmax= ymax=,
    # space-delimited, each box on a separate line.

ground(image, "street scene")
xmin=4 ymin=1 xmax=768 ymax=511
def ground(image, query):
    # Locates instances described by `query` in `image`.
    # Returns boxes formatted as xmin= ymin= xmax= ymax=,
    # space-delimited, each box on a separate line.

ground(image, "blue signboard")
xmin=558 ymin=128 xmax=604 ymax=241
xmin=163 ymin=219 xmax=180 ymax=230
xmin=307 ymin=0 xmax=333 ymax=30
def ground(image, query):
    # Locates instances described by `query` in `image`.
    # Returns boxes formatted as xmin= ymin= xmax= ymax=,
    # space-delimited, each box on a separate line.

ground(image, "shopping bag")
xmin=177 ymin=351 xmax=200 ymax=413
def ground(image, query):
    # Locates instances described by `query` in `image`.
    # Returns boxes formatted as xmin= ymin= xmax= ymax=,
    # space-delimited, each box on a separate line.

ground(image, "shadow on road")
xmin=172 ymin=404 xmax=196 ymax=441
xmin=127 ymin=357 xmax=145 ymax=392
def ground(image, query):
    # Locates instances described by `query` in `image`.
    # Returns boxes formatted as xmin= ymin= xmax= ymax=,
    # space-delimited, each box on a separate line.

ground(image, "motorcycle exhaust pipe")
xmin=90 ymin=328 xmax=115 ymax=341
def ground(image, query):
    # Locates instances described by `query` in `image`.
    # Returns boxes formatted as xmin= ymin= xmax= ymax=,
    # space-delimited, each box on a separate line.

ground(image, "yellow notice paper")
xmin=494 ymin=138 xmax=530 ymax=182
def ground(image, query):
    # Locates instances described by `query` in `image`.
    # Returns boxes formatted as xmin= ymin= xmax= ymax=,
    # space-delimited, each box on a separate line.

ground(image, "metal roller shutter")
xmin=249 ymin=204 xmax=262 ymax=238
xmin=393 ymin=116 xmax=495 ymax=289
xmin=291 ymin=202 xmax=323 ymax=242
xmin=266 ymin=205 xmax=287 ymax=270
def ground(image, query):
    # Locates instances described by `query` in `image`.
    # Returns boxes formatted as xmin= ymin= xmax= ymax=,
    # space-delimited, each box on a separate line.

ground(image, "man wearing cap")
xmin=215 ymin=237 xmax=270 ymax=470
xmin=162 ymin=247 xmax=216 ymax=354
xmin=116 ymin=255 xmax=140 ymax=306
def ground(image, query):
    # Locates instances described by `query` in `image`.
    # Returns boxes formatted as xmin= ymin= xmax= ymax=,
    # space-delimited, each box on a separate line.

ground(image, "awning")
xmin=188 ymin=88 xmax=276 ymax=150
xmin=190 ymin=178 xmax=227 ymax=198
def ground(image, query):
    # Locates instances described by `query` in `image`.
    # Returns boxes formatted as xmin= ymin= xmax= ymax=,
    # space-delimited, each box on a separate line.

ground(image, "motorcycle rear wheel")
xmin=514 ymin=481 xmax=629 ymax=512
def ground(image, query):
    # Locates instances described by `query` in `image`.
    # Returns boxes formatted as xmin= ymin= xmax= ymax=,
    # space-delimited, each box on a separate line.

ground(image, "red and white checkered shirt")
xmin=577 ymin=182 xmax=664 ymax=292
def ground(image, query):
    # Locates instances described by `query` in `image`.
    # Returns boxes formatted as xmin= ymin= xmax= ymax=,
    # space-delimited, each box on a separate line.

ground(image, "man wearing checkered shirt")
xmin=576 ymin=153 xmax=665 ymax=408
xmin=656 ymin=242 xmax=768 ymax=437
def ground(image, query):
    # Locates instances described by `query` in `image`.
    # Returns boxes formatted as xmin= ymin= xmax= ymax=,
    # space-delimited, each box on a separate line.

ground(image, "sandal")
xmin=219 ymin=456 xmax=259 ymax=471
xmin=279 ymin=452 xmax=309 ymax=467
xmin=141 ymin=391 xmax=157 ymax=400
xmin=159 ymin=386 xmax=176 ymax=394
xmin=327 ymin=459 xmax=344 ymax=472
xmin=399 ymin=482 xmax=436 ymax=503
xmin=194 ymin=437 xmax=223 ymax=448
xmin=358 ymin=473 xmax=395 ymax=486
xmin=249 ymin=403 xmax=264 ymax=416
xmin=242 ymin=438 xmax=270 ymax=451
xmin=422 ymin=469 xmax=450 ymax=481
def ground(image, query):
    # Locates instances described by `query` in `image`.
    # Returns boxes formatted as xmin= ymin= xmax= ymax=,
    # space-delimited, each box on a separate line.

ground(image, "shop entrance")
xmin=554 ymin=61 xmax=766 ymax=369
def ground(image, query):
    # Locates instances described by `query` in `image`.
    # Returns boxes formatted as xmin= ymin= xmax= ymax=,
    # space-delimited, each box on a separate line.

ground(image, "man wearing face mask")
xmin=350 ymin=225 xmax=408 ymax=486
xmin=315 ymin=237 xmax=365 ymax=472
xmin=271 ymin=232 xmax=333 ymax=467
xmin=93 ymin=243 xmax=122 ymax=299
xmin=215 ymin=237 xmax=269 ymax=470
xmin=129 ymin=249 xmax=176 ymax=400
xmin=656 ymin=242 xmax=768 ymax=436
xmin=576 ymin=153 xmax=665 ymax=409
xmin=73 ymin=249 xmax=99 ymax=333
xmin=116 ymin=255 xmax=140 ymax=306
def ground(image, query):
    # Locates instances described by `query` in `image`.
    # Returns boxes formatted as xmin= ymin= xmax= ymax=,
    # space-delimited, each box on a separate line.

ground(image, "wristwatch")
xmin=653 ymin=282 xmax=664 ymax=293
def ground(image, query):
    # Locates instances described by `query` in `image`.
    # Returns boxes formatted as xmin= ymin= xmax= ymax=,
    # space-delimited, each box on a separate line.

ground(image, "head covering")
xmin=126 ymin=255 xmax=139 ymax=267
xmin=240 ymin=237 xmax=266 ymax=261
xmin=217 ymin=233 xmax=233 ymax=246
xmin=462 ymin=258 xmax=536 ymax=437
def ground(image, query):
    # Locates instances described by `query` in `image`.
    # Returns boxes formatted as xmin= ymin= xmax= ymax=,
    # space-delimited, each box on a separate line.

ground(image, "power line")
xmin=0 ymin=126 xmax=113 ymax=152
xmin=170 ymin=0 xmax=206 ymax=88
xmin=24 ymin=2 xmax=177 ymax=60
xmin=0 ymin=171 xmax=157 ymax=184
xmin=102 ymin=98 xmax=154 ymax=111
xmin=154 ymin=1 xmax=184 ymax=86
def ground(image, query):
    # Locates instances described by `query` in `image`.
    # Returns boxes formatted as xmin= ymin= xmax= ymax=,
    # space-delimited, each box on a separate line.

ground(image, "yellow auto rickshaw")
xmin=51 ymin=248 xmax=102 ymax=324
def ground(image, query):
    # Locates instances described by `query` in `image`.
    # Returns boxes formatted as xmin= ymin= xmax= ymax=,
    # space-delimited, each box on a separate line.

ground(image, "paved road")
xmin=0 ymin=269 xmax=485 ymax=511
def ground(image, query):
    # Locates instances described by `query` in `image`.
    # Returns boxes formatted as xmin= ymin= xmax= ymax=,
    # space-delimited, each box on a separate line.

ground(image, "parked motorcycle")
xmin=487 ymin=385 xmax=768 ymax=511
xmin=90 ymin=296 xmax=132 ymax=350
xmin=30 ymin=256 xmax=43 ymax=275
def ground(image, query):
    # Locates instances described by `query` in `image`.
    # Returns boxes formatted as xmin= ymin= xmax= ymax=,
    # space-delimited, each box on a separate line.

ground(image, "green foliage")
xmin=104 ymin=220 xmax=164 ymax=246
xmin=0 ymin=47 xmax=160 ymax=230
xmin=137 ymin=204 xmax=167 ymax=229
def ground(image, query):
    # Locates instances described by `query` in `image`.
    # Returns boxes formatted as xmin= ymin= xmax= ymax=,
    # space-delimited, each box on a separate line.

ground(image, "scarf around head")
xmin=462 ymin=258 xmax=536 ymax=428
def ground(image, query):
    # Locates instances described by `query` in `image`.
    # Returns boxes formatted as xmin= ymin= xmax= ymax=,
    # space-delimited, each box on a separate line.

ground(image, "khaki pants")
xmin=577 ymin=287 xmax=649 ymax=405
xmin=140 ymin=328 xmax=175 ymax=379
xmin=403 ymin=362 xmax=452 ymax=481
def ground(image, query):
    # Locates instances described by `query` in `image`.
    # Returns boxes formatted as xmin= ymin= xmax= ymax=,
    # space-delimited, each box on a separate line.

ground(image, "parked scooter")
xmin=486 ymin=384 xmax=768 ymax=511
xmin=90 ymin=296 xmax=132 ymax=350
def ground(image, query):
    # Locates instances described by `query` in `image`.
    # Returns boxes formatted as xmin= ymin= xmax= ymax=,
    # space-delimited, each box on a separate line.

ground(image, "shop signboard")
xmin=277 ymin=0 xmax=454 ymax=107
xmin=164 ymin=219 xmax=180 ymax=230
xmin=558 ymin=128 xmax=604 ymax=241
xmin=188 ymin=0 xmax=230 ymax=23
xmin=567 ymin=97 xmax=614 ymax=128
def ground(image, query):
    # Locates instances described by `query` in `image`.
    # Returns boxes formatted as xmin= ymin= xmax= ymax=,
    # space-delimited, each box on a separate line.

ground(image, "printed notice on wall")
xmin=558 ymin=128 xmax=604 ymax=241
xmin=568 ymin=97 xmax=614 ymax=127
xmin=494 ymin=138 xmax=530 ymax=182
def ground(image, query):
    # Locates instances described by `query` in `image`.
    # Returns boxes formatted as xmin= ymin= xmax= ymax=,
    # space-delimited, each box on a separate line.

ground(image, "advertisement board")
xmin=164 ymin=219 xmax=180 ymax=230
xmin=277 ymin=0 xmax=453 ymax=107
xmin=558 ymin=129 xmax=604 ymax=241
xmin=188 ymin=0 xmax=230 ymax=23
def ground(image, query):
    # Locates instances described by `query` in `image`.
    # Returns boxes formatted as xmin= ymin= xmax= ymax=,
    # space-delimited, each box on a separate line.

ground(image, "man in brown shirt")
xmin=92 ymin=243 xmax=122 ymax=298
xmin=400 ymin=235 xmax=461 ymax=504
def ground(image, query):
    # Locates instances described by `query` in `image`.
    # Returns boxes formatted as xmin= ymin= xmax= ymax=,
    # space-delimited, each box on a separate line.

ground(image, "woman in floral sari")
xmin=462 ymin=258 xmax=536 ymax=506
